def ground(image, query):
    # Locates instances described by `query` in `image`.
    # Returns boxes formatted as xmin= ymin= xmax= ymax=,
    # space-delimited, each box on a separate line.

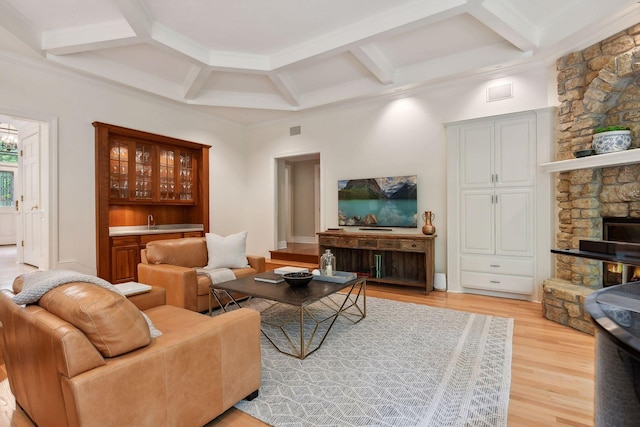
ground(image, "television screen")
xmin=338 ymin=175 xmax=417 ymax=228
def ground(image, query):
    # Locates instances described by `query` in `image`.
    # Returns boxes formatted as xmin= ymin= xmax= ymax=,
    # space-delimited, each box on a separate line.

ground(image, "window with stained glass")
xmin=0 ymin=170 xmax=14 ymax=207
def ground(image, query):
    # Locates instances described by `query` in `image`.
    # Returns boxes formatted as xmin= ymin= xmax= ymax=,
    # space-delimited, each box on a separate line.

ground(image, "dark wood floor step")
xmin=268 ymin=250 xmax=318 ymax=264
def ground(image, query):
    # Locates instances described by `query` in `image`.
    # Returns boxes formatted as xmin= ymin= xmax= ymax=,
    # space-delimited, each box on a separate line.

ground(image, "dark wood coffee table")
xmin=209 ymin=275 xmax=366 ymax=359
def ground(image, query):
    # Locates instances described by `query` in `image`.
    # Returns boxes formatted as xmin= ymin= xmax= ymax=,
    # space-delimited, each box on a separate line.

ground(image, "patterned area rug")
xmin=232 ymin=296 xmax=513 ymax=427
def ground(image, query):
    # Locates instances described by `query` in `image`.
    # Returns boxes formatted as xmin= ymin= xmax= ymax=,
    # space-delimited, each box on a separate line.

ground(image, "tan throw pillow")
xmin=205 ymin=231 xmax=250 ymax=269
xmin=39 ymin=282 xmax=151 ymax=357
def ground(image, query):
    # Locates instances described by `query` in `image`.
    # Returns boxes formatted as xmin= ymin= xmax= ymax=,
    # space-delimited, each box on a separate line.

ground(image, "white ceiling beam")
xmin=0 ymin=0 xmax=43 ymax=55
xmin=467 ymin=0 xmax=539 ymax=52
xmin=350 ymin=44 xmax=395 ymax=85
xmin=112 ymin=0 xmax=153 ymax=38
xmin=45 ymin=52 xmax=296 ymax=111
xmin=397 ymin=42 xmax=532 ymax=85
xmin=46 ymin=52 xmax=185 ymax=100
xmin=268 ymin=72 xmax=300 ymax=106
xmin=151 ymin=22 xmax=271 ymax=71
xmin=182 ymin=65 xmax=212 ymax=100
xmin=270 ymin=0 xmax=466 ymax=69
xmin=186 ymin=91 xmax=297 ymax=111
xmin=42 ymin=20 xmax=138 ymax=55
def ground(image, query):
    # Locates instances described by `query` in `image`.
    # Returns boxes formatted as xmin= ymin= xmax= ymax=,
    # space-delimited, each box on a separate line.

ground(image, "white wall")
xmin=245 ymin=64 xmax=557 ymax=277
xmin=0 ymin=53 xmax=248 ymax=274
xmin=0 ymin=48 xmax=557 ymax=279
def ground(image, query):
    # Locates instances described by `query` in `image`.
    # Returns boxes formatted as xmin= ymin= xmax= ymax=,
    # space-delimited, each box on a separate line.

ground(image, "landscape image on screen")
xmin=338 ymin=175 xmax=417 ymax=228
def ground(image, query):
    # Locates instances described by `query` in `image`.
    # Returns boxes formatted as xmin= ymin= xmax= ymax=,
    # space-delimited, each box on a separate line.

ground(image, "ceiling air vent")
xmin=290 ymin=125 xmax=301 ymax=136
xmin=486 ymin=83 xmax=513 ymax=102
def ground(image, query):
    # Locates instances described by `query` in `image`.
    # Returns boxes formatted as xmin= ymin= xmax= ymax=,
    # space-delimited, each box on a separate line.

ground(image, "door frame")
xmin=0 ymin=108 xmax=58 ymax=271
xmin=273 ymin=152 xmax=321 ymax=251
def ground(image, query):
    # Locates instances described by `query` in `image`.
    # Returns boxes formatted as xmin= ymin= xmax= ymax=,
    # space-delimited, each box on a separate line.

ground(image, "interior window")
xmin=0 ymin=170 xmax=14 ymax=207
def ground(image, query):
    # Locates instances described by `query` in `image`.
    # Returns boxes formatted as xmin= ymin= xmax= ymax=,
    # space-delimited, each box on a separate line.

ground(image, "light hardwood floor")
xmin=0 ymin=250 xmax=595 ymax=427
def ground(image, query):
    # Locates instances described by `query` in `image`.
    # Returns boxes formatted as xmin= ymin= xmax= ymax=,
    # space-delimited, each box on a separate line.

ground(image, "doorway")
xmin=0 ymin=113 xmax=52 ymax=271
xmin=275 ymin=153 xmax=321 ymax=251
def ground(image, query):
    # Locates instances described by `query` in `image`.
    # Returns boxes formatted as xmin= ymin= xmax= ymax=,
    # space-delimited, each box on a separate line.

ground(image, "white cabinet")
xmin=460 ymin=116 xmax=535 ymax=188
xmin=460 ymin=188 xmax=533 ymax=257
xmin=447 ymin=111 xmax=543 ymax=299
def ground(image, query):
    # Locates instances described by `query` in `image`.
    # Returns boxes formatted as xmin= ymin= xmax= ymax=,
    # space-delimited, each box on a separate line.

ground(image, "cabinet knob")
xmin=490 ymin=264 xmax=500 ymax=267
xmin=490 ymin=280 xmax=501 ymax=284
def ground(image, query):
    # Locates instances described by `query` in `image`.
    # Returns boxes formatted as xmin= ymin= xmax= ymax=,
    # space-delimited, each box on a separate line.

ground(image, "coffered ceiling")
xmin=0 ymin=0 xmax=639 ymax=125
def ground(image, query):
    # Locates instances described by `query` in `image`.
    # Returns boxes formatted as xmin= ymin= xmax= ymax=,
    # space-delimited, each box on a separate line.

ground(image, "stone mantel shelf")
xmin=539 ymin=148 xmax=640 ymax=173
xmin=551 ymin=248 xmax=640 ymax=267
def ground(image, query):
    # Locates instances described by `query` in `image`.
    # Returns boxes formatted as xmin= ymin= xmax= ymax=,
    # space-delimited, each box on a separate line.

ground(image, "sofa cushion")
xmin=205 ymin=231 xmax=250 ymax=269
xmin=38 ymin=283 xmax=151 ymax=357
xmin=145 ymin=237 xmax=208 ymax=268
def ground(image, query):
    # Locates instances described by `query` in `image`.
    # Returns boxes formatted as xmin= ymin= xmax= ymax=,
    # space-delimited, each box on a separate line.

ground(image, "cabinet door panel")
xmin=460 ymin=190 xmax=494 ymax=254
xmin=111 ymin=244 xmax=138 ymax=283
xmin=495 ymin=188 xmax=534 ymax=257
xmin=459 ymin=124 xmax=493 ymax=188
xmin=495 ymin=116 xmax=535 ymax=187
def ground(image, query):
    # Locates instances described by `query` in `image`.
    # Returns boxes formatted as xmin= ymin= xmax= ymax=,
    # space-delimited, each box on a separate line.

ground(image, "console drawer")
xmin=461 ymin=256 xmax=534 ymax=276
xmin=358 ymin=239 xmax=378 ymax=249
xmin=399 ymin=239 xmax=426 ymax=252
xmin=378 ymin=239 xmax=400 ymax=250
xmin=319 ymin=236 xmax=336 ymax=246
xmin=336 ymin=237 xmax=358 ymax=247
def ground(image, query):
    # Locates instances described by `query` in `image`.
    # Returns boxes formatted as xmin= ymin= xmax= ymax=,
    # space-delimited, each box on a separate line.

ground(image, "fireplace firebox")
xmin=603 ymin=218 xmax=640 ymax=287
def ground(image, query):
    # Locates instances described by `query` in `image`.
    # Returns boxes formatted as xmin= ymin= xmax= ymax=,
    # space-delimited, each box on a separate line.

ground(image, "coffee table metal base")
xmin=210 ymin=278 xmax=365 ymax=359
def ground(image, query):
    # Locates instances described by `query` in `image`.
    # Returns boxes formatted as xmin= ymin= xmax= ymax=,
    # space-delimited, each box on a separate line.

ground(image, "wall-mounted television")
xmin=338 ymin=175 xmax=417 ymax=228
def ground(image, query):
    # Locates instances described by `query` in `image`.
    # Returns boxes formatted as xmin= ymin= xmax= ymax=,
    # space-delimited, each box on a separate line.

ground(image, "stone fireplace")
xmin=543 ymin=25 xmax=640 ymax=334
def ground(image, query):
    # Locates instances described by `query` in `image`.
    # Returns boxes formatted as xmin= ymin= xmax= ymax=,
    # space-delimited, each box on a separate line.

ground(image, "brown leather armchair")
xmin=0 ymin=276 xmax=261 ymax=427
xmin=138 ymin=237 xmax=266 ymax=312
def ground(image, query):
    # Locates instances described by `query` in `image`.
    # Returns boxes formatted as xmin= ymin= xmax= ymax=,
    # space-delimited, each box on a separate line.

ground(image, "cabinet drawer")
xmin=336 ymin=237 xmax=358 ymax=247
xmin=183 ymin=231 xmax=203 ymax=238
xmin=461 ymin=271 xmax=533 ymax=295
xmin=357 ymin=239 xmax=378 ymax=249
xmin=111 ymin=236 xmax=139 ymax=246
xmin=319 ymin=236 xmax=336 ymax=246
xmin=461 ymin=256 xmax=534 ymax=276
xmin=399 ymin=239 xmax=426 ymax=252
xmin=140 ymin=233 xmax=183 ymax=245
xmin=378 ymin=239 xmax=400 ymax=250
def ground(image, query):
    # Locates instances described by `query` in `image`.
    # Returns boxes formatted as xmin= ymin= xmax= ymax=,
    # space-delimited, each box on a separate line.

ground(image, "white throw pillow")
xmin=205 ymin=231 xmax=250 ymax=269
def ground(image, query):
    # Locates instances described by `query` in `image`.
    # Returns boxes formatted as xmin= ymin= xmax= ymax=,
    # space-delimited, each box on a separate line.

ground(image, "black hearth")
xmin=603 ymin=218 xmax=640 ymax=287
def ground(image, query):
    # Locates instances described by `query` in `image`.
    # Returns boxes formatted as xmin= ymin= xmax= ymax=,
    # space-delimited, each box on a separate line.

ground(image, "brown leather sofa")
xmin=138 ymin=237 xmax=266 ymax=312
xmin=0 ymin=276 xmax=261 ymax=427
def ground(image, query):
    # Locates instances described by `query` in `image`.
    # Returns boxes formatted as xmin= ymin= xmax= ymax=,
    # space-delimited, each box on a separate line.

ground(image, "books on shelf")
xmin=273 ymin=266 xmax=309 ymax=275
xmin=254 ymin=272 xmax=285 ymax=284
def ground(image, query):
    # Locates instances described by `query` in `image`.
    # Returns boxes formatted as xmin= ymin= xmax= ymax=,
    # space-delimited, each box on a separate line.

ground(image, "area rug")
xmin=232 ymin=296 xmax=513 ymax=427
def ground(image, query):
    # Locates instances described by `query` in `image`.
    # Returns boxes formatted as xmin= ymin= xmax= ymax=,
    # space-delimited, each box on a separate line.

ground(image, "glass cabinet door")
xmin=159 ymin=148 xmax=176 ymax=200
xmin=179 ymin=152 xmax=193 ymax=201
xmin=135 ymin=143 xmax=153 ymax=200
xmin=109 ymin=140 xmax=129 ymax=199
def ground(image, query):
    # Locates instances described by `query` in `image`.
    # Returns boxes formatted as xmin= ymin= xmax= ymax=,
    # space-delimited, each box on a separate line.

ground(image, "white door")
xmin=495 ymin=188 xmax=534 ymax=257
xmin=0 ymin=166 xmax=17 ymax=245
xmin=459 ymin=123 xmax=493 ymax=188
xmin=494 ymin=115 xmax=535 ymax=187
xmin=460 ymin=189 xmax=494 ymax=254
xmin=20 ymin=125 xmax=41 ymax=267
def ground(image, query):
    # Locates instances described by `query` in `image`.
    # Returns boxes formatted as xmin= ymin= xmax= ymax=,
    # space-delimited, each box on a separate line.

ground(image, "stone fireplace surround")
xmin=542 ymin=26 xmax=640 ymax=335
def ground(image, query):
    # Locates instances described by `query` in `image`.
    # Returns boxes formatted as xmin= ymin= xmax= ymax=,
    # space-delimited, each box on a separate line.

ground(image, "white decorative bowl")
xmin=592 ymin=130 xmax=631 ymax=154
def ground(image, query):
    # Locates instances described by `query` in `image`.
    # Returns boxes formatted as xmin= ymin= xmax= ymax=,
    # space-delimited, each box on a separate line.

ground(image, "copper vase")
xmin=422 ymin=211 xmax=436 ymax=235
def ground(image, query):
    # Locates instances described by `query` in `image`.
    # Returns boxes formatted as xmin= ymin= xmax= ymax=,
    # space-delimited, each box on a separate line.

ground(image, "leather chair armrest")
xmin=247 ymin=255 xmax=266 ymax=273
xmin=127 ymin=286 xmax=166 ymax=311
xmin=137 ymin=264 xmax=198 ymax=311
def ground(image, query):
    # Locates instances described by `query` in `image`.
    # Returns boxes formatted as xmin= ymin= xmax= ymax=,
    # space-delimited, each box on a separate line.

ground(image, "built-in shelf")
xmin=539 ymin=148 xmax=640 ymax=173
